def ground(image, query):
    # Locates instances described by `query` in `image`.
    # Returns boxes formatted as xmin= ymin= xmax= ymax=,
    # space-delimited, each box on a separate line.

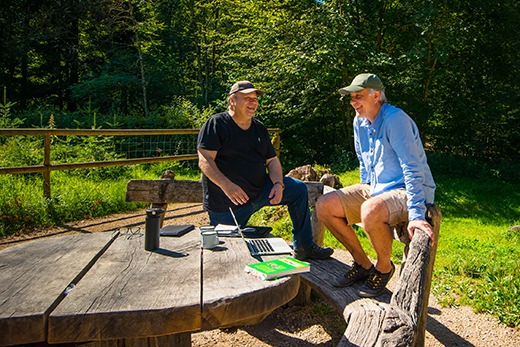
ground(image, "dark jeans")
xmin=207 ymin=177 xmax=314 ymax=251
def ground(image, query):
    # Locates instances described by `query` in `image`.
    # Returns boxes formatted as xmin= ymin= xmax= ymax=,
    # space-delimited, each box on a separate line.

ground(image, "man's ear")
xmin=229 ymin=95 xmax=236 ymax=108
xmin=372 ymin=91 xmax=380 ymax=103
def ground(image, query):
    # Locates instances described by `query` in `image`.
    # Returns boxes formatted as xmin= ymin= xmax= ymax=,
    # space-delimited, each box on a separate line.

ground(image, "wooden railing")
xmin=0 ymin=128 xmax=281 ymax=199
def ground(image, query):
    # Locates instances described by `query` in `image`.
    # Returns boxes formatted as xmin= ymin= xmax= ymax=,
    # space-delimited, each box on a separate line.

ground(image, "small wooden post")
xmin=43 ymin=132 xmax=51 ymax=200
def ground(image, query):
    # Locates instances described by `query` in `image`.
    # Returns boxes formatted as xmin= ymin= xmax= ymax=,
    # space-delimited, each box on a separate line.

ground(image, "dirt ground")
xmin=2 ymin=203 xmax=520 ymax=347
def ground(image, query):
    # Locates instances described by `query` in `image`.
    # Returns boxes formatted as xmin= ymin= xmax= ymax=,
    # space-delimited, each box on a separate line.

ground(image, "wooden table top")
xmin=0 ymin=229 xmax=300 ymax=346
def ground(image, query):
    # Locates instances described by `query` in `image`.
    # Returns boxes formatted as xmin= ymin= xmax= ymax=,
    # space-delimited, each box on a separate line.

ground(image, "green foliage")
xmin=2 ymin=0 xmax=519 ymax=165
xmin=160 ymin=97 xmax=215 ymax=129
xmin=433 ymin=219 xmax=520 ymax=327
xmin=0 ymin=176 xmax=50 ymax=236
xmin=0 ymin=87 xmax=23 ymax=129
xmin=427 ymin=157 xmax=520 ymax=327
xmin=0 ymin=136 xmax=43 ymax=167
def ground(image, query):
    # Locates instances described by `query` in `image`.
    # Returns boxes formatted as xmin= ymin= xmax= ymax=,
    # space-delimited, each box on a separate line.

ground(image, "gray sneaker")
xmin=332 ymin=262 xmax=374 ymax=288
xmin=357 ymin=262 xmax=395 ymax=298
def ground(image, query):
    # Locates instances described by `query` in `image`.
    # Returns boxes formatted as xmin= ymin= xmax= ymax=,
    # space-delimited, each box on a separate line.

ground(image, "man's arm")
xmin=387 ymin=114 xmax=434 ymax=240
xmin=266 ymin=156 xmax=284 ymax=205
xmin=353 ymin=116 xmax=369 ymax=184
xmin=197 ymin=148 xmax=249 ymax=205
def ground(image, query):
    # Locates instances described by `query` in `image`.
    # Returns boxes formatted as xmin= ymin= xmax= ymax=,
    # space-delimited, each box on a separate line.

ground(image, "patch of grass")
xmin=0 ymin=161 xmax=200 ymax=236
xmin=433 ymin=217 xmax=520 ymax=326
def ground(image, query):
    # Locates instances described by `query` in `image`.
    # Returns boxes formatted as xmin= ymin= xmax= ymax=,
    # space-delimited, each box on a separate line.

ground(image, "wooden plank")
xmin=201 ymin=236 xmax=301 ymax=329
xmin=126 ymin=179 xmax=323 ymax=207
xmin=126 ymin=179 xmax=203 ymax=204
xmin=300 ymin=254 xmax=392 ymax=317
xmin=304 ymin=181 xmax=324 ymax=206
xmin=48 ymin=231 xmax=201 ymax=343
xmin=0 ymin=233 xmax=115 ymax=346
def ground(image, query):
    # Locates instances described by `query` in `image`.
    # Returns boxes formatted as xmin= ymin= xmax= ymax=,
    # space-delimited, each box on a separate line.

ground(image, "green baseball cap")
xmin=339 ymin=73 xmax=384 ymax=95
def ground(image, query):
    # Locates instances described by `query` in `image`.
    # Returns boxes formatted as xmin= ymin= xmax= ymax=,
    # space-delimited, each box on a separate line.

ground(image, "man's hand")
xmin=198 ymin=148 xmax=249 ymax=205
xmin=268 ymin=183 xmax=284 ymax=205
xmin=407 ymin=219 xmax=434 ymax=241
xmin=223 ymin=182 xmax=249 ymax=206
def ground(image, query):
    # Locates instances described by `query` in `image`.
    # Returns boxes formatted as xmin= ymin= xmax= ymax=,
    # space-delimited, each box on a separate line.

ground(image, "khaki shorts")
xmin=335 ymin=184 xmax=408 ymax=226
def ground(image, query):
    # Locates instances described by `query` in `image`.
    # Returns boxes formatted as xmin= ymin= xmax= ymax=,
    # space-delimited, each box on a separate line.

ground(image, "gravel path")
xmin=2 ymin=203 xmax=519 ymax=346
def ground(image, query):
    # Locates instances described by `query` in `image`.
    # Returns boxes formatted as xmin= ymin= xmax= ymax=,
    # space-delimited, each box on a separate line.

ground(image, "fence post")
xmin=43 ymin=132 xmax=51 ymax=200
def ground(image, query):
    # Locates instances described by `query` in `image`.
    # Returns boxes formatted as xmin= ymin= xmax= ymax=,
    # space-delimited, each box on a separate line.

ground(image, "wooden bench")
xmin=126 ymin=177 xmax=441 ymax=347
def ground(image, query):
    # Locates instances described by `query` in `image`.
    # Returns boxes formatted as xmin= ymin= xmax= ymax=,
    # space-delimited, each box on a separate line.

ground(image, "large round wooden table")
xmin=0 ymin=228 xmax=300 ymax=346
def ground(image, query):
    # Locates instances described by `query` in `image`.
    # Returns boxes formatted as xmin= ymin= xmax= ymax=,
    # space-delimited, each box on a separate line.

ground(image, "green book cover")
xmin=244 ymin=256 xmax=310 ymax=280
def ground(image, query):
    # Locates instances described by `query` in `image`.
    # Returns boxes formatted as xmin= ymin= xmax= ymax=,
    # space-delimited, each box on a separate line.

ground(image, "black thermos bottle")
xmin=145 ymin=208 xmax=163 ymax=251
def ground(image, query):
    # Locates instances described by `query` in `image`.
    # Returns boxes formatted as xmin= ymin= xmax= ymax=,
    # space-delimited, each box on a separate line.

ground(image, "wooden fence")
xmin=0 ymin=128 xmax=281 ymax=199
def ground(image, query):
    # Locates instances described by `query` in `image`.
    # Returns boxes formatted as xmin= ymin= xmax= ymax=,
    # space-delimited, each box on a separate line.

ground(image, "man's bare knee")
xmin=316 ymin=193 xmax=341 ymax=220
xmin=361 ymin=198 xmax=389 ymax=228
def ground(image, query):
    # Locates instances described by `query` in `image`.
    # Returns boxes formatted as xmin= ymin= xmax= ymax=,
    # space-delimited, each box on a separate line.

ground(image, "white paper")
xmin=215 ymin=224 xmax=239 ymax=235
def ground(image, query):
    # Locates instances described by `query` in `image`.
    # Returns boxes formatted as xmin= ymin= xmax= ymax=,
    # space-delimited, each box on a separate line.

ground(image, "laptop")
xmin=215 ymin=224 xmax=272 ymax=238
xmin=229 ymin=208 xmax=293 ymax=256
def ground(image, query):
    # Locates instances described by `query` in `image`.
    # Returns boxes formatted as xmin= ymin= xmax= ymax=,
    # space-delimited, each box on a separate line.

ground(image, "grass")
xmin=1 ymin=158 xmax=519 ymax=328
xmin=0 ymin=161 xmax=200 ymax=236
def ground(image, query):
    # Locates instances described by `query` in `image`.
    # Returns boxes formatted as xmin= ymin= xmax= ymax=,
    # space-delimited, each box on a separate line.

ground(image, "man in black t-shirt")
xmin=197 ymin=81 xmax=333 ymax=261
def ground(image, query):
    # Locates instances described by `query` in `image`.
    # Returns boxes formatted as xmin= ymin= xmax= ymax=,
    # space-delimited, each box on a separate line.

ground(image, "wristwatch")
xmin=273 ymin=181 xmax=285 ymax=189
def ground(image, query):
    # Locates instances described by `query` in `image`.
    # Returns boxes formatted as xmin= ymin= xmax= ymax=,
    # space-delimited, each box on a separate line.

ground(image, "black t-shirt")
xmin=197 ymin=112 xmax=277 ymax=212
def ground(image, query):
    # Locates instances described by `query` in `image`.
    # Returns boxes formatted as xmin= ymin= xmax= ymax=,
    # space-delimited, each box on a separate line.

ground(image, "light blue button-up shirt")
xmin=354 ymin=103 xmax=436 ymax=221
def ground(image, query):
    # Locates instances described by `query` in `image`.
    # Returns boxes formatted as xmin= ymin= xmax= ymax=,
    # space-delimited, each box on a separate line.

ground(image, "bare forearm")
xmin=198 ymin=152 xmax=233 ymax=190
xmin=267 ymin=157 xmax=284 ymax=185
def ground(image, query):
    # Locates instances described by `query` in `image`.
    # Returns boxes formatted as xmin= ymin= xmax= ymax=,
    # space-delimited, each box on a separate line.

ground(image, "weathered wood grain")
xmin=126 ymin=179 xmax=203 ymax=204
xmin=0 ymin=233 xmax=115 ymax=346
xmin=79 ymin=332 xmax=191 ymax=347
xmin=300 ymin=257 xmax=392 ymax=315
xmin=126 ymin=179 xmax=325 ymax=208
xmin=311 ymin=185 xmax=336 ymax=246
xmin=339 ymin=304 xmax=415 ymax=347
xmin=392 ymin=204 xmax=442 ymax=347
xmin=47 ymin=231 xmax=201 ymax=344
xmin=201 ymin=236 xmax=300 ymax=330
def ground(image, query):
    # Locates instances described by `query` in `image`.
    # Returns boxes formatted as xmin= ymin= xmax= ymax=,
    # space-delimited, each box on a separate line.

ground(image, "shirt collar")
xmin=360 ymin=103 xmax=388 ymax=130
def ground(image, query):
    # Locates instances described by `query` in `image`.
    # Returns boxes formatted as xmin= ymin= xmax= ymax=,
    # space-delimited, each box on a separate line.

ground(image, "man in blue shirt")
xmin=316 ymin=73 xmax=436 ymax=297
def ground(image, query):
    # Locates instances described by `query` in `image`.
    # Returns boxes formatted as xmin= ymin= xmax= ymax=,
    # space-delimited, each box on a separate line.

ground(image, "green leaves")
xmin=1 ymin=0 xmax=519 ymax=165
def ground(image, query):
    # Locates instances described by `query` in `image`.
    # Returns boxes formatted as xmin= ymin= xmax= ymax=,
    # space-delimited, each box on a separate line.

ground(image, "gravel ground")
xmin=2 ymin=203 xmax=519 ymax=346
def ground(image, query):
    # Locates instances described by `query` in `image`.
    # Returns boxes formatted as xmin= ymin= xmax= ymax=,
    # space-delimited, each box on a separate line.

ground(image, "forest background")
xmin=1 ymin=0 xmax=519 ymax=170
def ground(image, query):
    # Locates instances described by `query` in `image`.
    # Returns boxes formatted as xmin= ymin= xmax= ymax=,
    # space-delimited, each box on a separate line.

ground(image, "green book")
xmin=244 ymin=256 xmax=310 ymax=281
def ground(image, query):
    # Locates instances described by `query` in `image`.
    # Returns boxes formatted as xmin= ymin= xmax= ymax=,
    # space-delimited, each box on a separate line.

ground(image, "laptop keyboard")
xmin=247 ymin=239 xmax=274 ymax=254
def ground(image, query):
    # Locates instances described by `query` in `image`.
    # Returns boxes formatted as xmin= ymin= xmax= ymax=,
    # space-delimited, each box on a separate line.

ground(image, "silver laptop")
xmin=229 ymin=208 xmax=293 ymax=256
